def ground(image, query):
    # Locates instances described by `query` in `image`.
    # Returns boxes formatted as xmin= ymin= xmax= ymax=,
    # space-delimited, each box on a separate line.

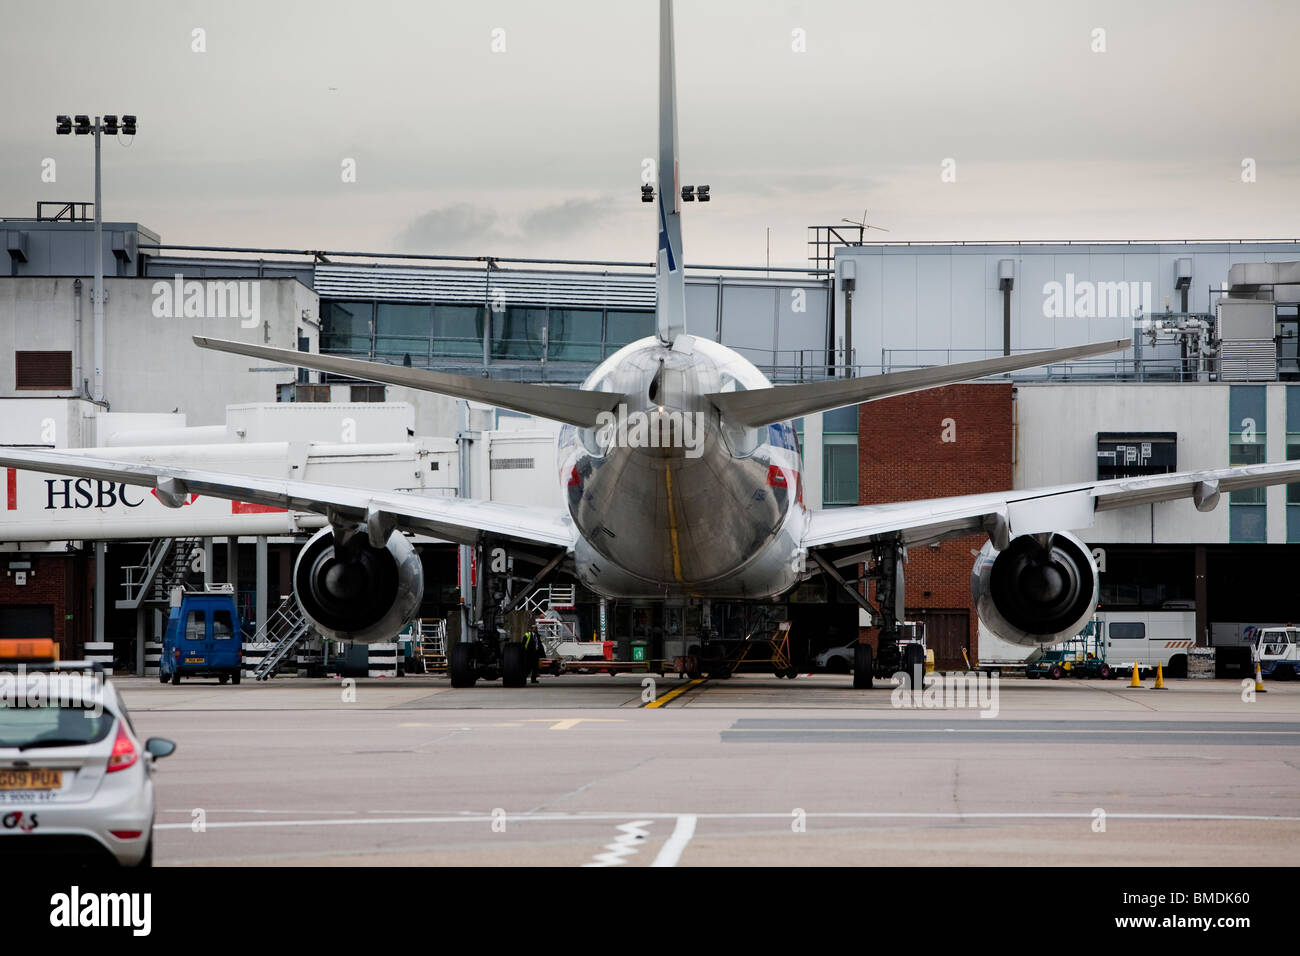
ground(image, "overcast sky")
xmin=2 ymin=0 xmax=1297 ymax=269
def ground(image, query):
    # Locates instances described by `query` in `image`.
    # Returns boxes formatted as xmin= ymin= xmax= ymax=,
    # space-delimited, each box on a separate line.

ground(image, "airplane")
xmin=5 ymin=0 xmax=1300 ymax=690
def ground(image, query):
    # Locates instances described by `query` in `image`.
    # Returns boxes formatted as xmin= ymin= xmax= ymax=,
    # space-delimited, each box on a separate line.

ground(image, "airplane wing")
xmin=0 ymin=448 xmax=577 ymax=550
xmin=708 ymin=339 xmax=1131 ymax=428
xmin=192 ymin=336 xmax=616 ymax=428
xmin=803 ymin=459 xmax=1300 ymax=553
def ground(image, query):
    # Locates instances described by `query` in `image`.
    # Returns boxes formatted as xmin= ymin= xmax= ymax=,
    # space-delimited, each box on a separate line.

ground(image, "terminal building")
xmin=2 ymin=204 xmax=1299 ymax=674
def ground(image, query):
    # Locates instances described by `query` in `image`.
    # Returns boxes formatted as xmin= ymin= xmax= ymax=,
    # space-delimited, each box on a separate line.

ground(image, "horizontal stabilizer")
xmin=708 ymin=339 xmax=1131 ymax=428
xmin=194 ymin=337 xmax=616 ymax=428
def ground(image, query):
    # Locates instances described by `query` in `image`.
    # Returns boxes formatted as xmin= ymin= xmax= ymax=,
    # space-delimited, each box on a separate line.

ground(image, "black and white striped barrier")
xmin=84 ymin=641 xmax=114 ymax=674
xmin=145 ymin=641 xmax=162 ymax=677
xmin=368 ymin=643 xmax=398 ymax=678
xmin=242 ymin=643 xmax=272 ymax=678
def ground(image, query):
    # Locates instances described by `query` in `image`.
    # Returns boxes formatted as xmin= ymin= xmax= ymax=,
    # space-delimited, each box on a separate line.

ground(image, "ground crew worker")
xmin=524 ymin=630 xmax=541 ymax=684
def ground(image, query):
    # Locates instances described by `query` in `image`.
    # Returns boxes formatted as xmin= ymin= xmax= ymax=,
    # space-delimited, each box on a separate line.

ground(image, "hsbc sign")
xmin=44 ymin=479 xmax=146 ymax=510
xmin=3 ymin=467 xmax=299 ymax=541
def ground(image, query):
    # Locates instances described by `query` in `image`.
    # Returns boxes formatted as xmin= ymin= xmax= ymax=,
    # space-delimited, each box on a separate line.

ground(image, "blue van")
xmin=160 ymin=591 xmax=243 ymax=685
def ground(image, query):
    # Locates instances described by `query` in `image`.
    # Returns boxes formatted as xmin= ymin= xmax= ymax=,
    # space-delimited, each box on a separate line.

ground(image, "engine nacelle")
xmin=293 ymin=525 xmax=423 ymax=644
xmin=971 ymin=531 xmax=1098 ymax=647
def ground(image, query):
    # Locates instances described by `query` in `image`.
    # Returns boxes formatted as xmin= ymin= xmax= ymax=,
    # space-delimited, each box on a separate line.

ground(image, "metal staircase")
xmin=117 ymin=537 xmax=204 ymax=609
xmin=412 ymin=618 xmax=448 ymax=673
xmin=523 ymin=585 xmax=582 ymax=656
xmin=251 ymin=595 xmax=314 ymax=680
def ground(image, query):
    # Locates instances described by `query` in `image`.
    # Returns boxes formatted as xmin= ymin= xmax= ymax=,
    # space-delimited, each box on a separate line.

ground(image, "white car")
xmin=0 ymin=649 xmax=175 ymax=866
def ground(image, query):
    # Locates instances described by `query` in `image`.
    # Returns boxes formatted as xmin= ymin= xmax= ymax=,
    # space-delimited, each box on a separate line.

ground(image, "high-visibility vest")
xmin=524 ymin=632 xmax=534 ymax=647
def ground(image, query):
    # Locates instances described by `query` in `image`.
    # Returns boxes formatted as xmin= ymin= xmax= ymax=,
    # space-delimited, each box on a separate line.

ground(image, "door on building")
xmin=0 ymin=605 xmax=55 ymax=639
xmin=908 ymin=609 xmax=969 ymax=670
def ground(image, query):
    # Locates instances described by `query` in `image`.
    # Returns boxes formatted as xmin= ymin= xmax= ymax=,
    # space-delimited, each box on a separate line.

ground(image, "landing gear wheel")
xmin=852 ymin=643 xmax=874 ymax=689
xmin=449 ymin=643 xmax=478 ymax=688
xmin=902 ymin=644 xmax=926 ymax=690
xmin=231 ymin=670 xmax=241 ymax=686
xmin=502 ymin=642 xmax=528 ymax=688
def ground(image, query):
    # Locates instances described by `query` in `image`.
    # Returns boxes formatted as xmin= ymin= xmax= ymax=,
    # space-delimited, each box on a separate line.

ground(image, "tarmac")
xmin=115 ymin=672 xmax=1300 ymax=866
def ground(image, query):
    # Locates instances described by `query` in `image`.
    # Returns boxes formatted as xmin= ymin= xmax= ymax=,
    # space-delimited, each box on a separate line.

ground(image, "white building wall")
xmin=835 ymin=242 xmax=1300 ymax=372
xmin=1014 ymin=383 xmax=1231 ymax=543
xmin=0 ymin=276 xmax=319 ymax=427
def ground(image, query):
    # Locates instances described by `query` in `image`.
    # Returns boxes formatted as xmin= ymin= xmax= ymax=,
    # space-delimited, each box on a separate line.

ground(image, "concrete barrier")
xmin=242 ymin=642 xmax=272 ymax=678
xmin=367 ymin=643 xmax=398 ymax=678
xmin=84 ymin=641 xmax=114 ymax=675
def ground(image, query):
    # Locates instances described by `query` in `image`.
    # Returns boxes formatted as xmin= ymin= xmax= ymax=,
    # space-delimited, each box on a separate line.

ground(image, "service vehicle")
xmin=0 ymin=639 xmax=176 ymax=865
xmin=1098 ymin=610 xmax=1196 ymax=677
xmin=1257 ymin=626 xmax=1300 ymax=679
xmin=160 ymin=586 xmax=243 ymax=685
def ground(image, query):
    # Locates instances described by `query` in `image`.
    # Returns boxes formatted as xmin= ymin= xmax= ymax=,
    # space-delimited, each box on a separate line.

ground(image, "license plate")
xmin=0 ymin=769 xmax=62 ymax=791
xmin=184 ymin=657 xmax=205 ymax=664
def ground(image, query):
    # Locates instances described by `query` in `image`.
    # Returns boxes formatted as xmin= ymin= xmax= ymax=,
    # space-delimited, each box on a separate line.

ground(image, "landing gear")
xmin=502 ymin=642 xmax=528 ymax=688
xmin=853 ymin=643 xmax=874 ymax=689
xmin=449 ymin=643 xmax=478 ymax=688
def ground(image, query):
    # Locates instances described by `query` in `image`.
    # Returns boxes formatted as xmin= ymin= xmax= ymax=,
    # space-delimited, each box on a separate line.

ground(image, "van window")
xmin=1110 ymin=622 xmax=1146 ymax=639
xmin=184 ymin=610 xmax=206 ymax=641
xmin=213 ymin=610 xmax=235 ymax=641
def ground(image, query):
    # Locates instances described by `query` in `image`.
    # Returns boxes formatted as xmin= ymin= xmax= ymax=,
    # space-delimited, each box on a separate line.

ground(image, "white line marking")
xmin=651 ymin=814 xmax=697 ymax=867
xmin=582 ymin=820 xmax=654 ymax=867
xmin=152 ymin=809 xmax=1300 ymax=831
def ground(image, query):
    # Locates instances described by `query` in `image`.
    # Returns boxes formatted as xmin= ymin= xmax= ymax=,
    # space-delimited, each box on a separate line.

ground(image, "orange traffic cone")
xmin=1128 ymin=662 xmax=1141 ymax=688
xmin=1152 ymin=663 xmax=1166 ymax=690
xmin=1255 ymin=661 xmax=1267 ymax=694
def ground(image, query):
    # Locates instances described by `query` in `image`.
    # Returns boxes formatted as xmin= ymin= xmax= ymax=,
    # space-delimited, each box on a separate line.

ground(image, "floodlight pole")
xmin=92 ymin=115 xmax=104 ymax=403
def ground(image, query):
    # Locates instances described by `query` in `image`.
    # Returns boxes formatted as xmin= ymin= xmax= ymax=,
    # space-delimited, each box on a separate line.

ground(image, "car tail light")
xmin=109 ymin=830 xmax=143 ymax=840
xmin=106 ymin=724 xmax=138 ymax=773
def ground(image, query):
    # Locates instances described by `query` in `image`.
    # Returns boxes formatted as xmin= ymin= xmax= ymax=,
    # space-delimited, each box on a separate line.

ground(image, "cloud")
xmin=396 ymin=203 xmax=510 ymax=253
xmin=520 ymin=197 xmax=615 ymax=239
xmin=397 ymin=196 xmax=617 ymax=255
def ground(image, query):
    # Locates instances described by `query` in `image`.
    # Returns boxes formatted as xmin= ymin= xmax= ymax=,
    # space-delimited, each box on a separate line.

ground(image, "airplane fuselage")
xmin=559 ymin=335 xmax=808 ymax=599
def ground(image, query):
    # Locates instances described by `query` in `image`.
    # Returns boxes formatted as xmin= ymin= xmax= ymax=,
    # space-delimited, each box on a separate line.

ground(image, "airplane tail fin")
xmin=193 ymin=337 xmax=616 ymax=428
xmin=655 ymin=0 xmax=686 ymax=344
xmin=707 ymin=339 xmax=1133 ymax=428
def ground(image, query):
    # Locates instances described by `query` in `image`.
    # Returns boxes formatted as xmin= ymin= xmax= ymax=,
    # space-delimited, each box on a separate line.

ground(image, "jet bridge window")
xmin=1096 ymin=432 xmax=1176 ymax=481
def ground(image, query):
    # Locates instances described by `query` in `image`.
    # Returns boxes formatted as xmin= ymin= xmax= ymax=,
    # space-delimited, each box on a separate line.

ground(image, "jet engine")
xmin=971 ymin=531 xmax=1098 ymax=647
xmin=293 ymin=525 xmax=423 ymax=644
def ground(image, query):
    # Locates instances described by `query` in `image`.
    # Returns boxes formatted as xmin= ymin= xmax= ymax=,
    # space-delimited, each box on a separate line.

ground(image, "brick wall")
xmin=857 ymin=383 xmax=1014 ymax=658
xmin=0 ymin=553 xmax=75 ymax=656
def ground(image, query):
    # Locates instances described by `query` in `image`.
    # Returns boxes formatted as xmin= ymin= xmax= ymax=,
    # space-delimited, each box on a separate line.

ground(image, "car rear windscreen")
xmin=0 ymin=706 xmax=115 ymax=749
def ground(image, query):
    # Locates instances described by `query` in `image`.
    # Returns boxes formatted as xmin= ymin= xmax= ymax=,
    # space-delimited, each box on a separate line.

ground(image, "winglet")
xmin=655 ymin=0 xmax=687 ymax=345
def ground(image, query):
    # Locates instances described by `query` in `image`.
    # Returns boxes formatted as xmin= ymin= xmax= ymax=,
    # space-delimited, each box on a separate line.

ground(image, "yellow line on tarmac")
xmin=664 ymin=464 xmax=684 ymax=582
xmin=645 ymin=678 xmax=704 ymax=709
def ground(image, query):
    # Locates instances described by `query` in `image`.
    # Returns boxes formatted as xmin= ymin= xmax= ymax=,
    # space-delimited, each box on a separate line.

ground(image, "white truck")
xmin=976 ymin=610 xmax=1197 ymax=677
xmin=1257 ymin=627 xmax=1300 ymax=680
